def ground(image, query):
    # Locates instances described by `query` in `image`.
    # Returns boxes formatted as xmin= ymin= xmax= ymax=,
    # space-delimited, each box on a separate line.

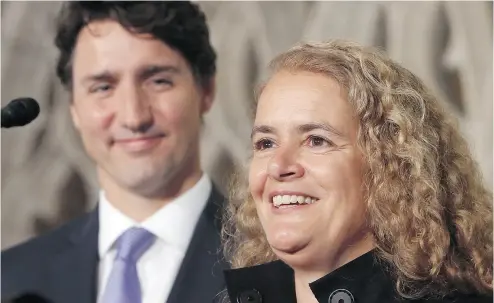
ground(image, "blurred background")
xmin=1 ymin=1 xmax=492 ymax=250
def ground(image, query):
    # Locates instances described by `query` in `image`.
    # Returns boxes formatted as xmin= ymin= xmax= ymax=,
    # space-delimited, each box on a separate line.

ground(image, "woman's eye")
xmin=307 ymin=135 xmax=333 ymax=147
xmin=253 ymin=139 xmax=274 ymax=151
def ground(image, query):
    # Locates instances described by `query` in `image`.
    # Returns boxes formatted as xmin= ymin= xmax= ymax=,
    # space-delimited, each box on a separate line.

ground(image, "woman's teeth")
xmin=272 ymin=195 xmax=317 ymax=207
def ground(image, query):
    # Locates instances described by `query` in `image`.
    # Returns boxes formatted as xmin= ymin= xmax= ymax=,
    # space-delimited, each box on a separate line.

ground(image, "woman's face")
xmin=249 ymin=70 xmax=373 ymax=272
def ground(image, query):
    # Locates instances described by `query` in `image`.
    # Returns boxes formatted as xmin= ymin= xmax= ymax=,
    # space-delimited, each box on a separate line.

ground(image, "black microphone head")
xmin=1 ymin=97 xmax=40 ymax=128
xmin=2 ymin=293 xmax=51 ymax=303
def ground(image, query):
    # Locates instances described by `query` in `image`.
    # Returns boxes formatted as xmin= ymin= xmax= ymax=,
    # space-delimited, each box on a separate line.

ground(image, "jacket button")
xmin=329 ymin=289 xmax=354 ymax=303
xmin=237 ymin=289 xmax=262 ymax=303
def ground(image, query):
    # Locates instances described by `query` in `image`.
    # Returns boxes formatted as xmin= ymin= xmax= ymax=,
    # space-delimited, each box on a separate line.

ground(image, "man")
xmin=2 ymin=2 xmax=227 ymax=303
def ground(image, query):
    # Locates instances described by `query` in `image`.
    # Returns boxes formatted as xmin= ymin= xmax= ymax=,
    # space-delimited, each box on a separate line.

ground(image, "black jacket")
xmin=224 ymin=250 xmax=492 ymax=303
xmin=2 ymin=186 xmax=228 ymax=303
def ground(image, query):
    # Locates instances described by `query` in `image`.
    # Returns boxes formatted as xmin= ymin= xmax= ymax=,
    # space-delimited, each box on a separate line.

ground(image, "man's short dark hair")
xmin=54 ymin=1 xmax=216 ymax=90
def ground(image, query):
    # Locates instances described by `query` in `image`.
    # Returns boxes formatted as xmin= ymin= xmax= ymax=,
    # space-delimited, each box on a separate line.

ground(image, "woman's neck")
xmin=294 ymin=272 xmax=320 ymax=303
xmin=292 ymin=236 xmax=375 ymax=302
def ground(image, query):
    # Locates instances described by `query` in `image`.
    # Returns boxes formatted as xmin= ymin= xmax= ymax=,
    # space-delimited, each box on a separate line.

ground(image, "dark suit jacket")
xmin=2 ymin=186 xmax=228 ymax=303
xmin=224 ymin=250 xmax=493 ymax=303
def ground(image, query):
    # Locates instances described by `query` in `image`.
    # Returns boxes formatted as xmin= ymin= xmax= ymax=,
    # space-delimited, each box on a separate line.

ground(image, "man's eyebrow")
xmin=80 ymin=65 xmax=181 ymax=85
xmin=81 ymin=71 xmax=116 ymax=85
xmin=251 ymin=125 xmax=276 ymax=139
xmin=137 ymin=64 xmax=180 ymax=81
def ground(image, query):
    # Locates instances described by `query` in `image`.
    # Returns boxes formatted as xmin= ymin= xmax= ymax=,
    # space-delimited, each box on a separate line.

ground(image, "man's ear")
xmin=200 ymin=77 xmax=216 ymax=114
xmin=70 ymin=103 xmax=81 ymax=131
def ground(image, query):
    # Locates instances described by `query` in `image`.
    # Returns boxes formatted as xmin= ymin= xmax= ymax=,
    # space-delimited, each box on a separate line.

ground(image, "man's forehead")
xmin=75 ymin=20 xmax=162 ymax=51
xmin=72 ymin=23 xmax=186 ymax=76
xmin=80 ymin=19 xmax=154 ymax=40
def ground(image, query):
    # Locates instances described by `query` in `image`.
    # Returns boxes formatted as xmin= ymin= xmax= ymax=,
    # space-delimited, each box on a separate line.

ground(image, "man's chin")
xmin=111 ymin=170 xmax=168 ymax=196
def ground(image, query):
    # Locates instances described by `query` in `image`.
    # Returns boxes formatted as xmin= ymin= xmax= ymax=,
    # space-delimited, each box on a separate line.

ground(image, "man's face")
xmin=70 ymin=20 xmax=214 ymax=197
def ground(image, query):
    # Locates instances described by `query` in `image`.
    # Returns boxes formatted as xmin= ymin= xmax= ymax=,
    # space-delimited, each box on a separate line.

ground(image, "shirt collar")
xmin=98 ymin=173 xmax=212 ymax=257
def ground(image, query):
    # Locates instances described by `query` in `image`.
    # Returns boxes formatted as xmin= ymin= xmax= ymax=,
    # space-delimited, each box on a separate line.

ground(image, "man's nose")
xmin=119 ymin=85 xmax=153 ymax=133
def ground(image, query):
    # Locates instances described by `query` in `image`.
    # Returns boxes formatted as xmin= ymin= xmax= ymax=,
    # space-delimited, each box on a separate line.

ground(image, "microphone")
xmin=1 ymin=293 xmax=52 ymax=303
xmin=1 ymin=97 xmax=40 ymax=128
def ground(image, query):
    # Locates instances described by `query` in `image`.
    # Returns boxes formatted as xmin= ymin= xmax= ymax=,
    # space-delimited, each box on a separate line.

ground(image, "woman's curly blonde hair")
xmin=222 ymin=40 xmax=493 ymax=299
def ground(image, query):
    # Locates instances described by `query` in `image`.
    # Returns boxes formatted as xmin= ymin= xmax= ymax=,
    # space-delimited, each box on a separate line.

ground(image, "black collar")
xmin=308 ymin=249 xmax=396 ymax=303
xmin=224 ymin=258 xmax=296 ymax=303
xmin=223 ymin=249 xmax=399 ymax=303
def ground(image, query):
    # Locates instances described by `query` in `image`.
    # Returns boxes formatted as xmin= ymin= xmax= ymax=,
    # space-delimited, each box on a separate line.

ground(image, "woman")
xmin=221 ymin=40 xmax=493 ymax=303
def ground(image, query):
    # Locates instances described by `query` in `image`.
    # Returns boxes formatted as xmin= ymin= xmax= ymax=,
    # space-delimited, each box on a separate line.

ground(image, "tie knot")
xmin=115 ymin=227 xmax=155 ymax=262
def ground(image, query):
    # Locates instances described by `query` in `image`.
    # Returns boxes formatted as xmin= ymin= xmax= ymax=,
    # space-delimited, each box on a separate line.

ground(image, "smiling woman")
xmin=222 ymin=40 xmax=493 ymax=303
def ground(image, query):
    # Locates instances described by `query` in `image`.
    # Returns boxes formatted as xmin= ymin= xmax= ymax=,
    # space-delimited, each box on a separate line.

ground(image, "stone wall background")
xmin=1 ymin=1 xmax=492 ymax=249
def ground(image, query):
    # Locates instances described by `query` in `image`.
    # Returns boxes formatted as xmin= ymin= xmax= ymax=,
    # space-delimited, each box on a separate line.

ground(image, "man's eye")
xmin=152 ymin=78 xmax=172 ymax=86
xmin=90 ymin=84 xmax=112 ymax=93
xmin=253 ymin=138 xmax=274 ymax=151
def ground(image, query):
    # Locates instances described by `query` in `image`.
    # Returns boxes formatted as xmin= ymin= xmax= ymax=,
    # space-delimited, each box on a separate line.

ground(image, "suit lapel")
xmin=41 ymin=186 xmax=227 ymax=303
xmin=47 ymin=207 xmax=99 ymax=303
xmin=167 ymin=186 xmax=229 ymax=303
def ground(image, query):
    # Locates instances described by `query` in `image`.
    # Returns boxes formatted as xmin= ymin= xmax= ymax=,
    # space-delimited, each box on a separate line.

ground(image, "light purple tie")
xmin=100 ymin=227 xmax=156 ymax=303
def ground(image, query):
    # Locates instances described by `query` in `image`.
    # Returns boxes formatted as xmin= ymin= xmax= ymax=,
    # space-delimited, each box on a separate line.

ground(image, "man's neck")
xmin=99 ymin=170 xmax=204 ymax=222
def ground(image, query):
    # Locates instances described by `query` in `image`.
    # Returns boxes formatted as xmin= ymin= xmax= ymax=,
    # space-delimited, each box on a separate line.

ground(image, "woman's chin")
xmin=267 ymin=230 xmax=310 ymax=255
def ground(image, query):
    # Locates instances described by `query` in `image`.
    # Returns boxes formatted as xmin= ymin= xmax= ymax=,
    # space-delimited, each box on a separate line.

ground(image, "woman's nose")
xmin=267 ymin=148 xmax=305 ymax=181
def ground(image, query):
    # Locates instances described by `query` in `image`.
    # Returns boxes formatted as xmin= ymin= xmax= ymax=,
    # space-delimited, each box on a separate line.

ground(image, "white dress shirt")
xmin=97 ymin=174 xmax=212 ymax=303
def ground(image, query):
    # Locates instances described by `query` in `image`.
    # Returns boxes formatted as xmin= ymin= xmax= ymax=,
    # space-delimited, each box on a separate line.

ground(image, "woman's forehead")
xmin=254 ymin=71 xmax=357 ymax=134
